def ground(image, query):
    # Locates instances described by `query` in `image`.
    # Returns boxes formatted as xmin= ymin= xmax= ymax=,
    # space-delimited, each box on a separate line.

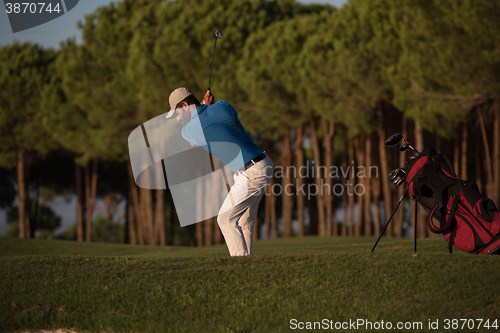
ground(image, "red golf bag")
xmin=405 ymin=148 xmax=500 ymax=254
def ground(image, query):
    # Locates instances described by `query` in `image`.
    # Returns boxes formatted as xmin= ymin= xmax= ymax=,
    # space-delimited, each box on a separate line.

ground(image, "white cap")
xmin=165 ymin=87 xmax=193 ymax=119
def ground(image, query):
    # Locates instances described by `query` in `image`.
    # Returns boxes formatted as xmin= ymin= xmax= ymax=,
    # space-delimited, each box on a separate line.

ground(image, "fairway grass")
xmin=1 ymin=237 xmax=499 ymax=332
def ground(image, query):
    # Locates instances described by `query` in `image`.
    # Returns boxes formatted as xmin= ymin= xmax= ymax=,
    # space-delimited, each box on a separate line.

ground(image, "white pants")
xmin=217 ymin=155 xmax=273 ymax=256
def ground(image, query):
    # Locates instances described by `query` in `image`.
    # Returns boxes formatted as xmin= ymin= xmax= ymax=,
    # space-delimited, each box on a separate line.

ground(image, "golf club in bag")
xmin=372 ymin=133 xmax=500 ymax=254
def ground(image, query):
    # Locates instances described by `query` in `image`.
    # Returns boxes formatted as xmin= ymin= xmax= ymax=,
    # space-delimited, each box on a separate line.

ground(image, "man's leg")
xmin=235 ymin=187 xmax=265 ymax=255
xmin=217 ymin=157 xmax=273 ymax=256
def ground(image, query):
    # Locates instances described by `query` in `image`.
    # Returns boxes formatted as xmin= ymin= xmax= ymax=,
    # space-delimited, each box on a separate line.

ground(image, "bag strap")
xmin=447 ymin=197 xmax=460 ymax=253
xmin=449 ymin=227 xmax=457 ymax=253
xmin=428 ymin=197 xmax=459 ymax=233
xmin=447 ymin=197 xmax=459 ymax=253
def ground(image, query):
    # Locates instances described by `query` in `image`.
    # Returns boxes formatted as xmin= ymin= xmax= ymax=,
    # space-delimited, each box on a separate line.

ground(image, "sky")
xmin=0 ymin=0 xmax=348 ymax=235
xmin=0 ymin=0 xmax=348 ymax=49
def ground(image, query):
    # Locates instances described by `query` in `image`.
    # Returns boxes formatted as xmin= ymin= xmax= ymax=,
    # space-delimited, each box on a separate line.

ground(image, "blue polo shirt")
xmin=181 ymin=101 xmax=263 ymax=172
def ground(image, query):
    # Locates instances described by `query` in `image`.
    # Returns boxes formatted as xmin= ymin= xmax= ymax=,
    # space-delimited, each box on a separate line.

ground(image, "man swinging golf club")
xmin=165 ymin=87 xmax=273 ymax=256
xmin=164 ymin=31 xmax=272 ymax=256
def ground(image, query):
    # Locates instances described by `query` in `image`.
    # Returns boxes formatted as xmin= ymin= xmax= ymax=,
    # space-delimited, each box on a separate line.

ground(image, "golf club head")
xmin=215 ymin=30 xmax=222 ymax=39
xmin=385 ymin=133 xmax=404 ymax=147
xmin=400 ymin=143 xmax=420 ymax=155
xmin=394 ymin=176 xmax=405 ymax=186
xmin=389 ymin=168 xmax=405 ymax=180
xmin=406 ymin=156 xmax=416 ymax=165
xmin=399 ymin=144 xmax=410 ymax=152
xmin=389 ymin=168 xmax=406 ymax=186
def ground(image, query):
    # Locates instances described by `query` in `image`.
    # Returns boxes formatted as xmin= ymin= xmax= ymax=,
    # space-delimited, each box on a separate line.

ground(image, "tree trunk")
xmin=215 ymin=218 xmax=223 ymax=245
xmin=308 ymin=193 xmax=318 ymax=235
xmin=492 ymin=105 xmax=500 ymax=206
xmin=127 ymin=162 xmax=143 ymax=245
xmin=253 ymin=215 xmax=259 ymax=242
xmin=377 ymin=110 xmax=392 ymax=237
xmin=189 ymin=224 xmax=196 ymax=247
xmin=348 ymin=139 xmax=355 ymax=236
xmin=270 ymin=179 xmax=277 ymax=238
xmin=125 ymin=192 xmax=130 ymax=244
xmin=85 ymin=158 xmax=98 ymax=242
xmin=370 ymin=127 xmax=381 ymax=237
xmin=453 ymin=137 xmax=460 ymax=177
xmin=475 ymin=138 xmax=483 ymax=193
xmin=264 ymin=184 xmax=271 ymax=239
xmin=461 ymin=123 xmax=468 ymax=180
xmin=142 ymin=187 xmax=154 ymax=245
xmin=427 ymin=132 xmax=442 ymax=239
xmin=76 ymin=163 xmax=84 ymax=242
xmin=322 ymin=121 xmax=334 ymax=236
xmin=363 ymin=134 xmax=372 ymax=236
xmin=17 ymin=148 xmax=30 ymax=238
xmin=140 ymin=187 xmax=147 ymax=245
xmin=128 ymin=193 xmax=137 ymax=245
xmin=155 ymin=189 xmax=166 ymax=246
xmin=168 ymin=192 xmax=177 ymax=245
xmin=414 ymin=122 xmax=427 ymax=239
xmin=332 ymin=210 xmax=338 ymax=236
xmin=205 ymin=217 xmax=213 ymax=246
xmin=310 ymin=117 xmax=325 ymax=236
xmin=372 ymin=175 xmax=381 ymax=237
xmin=294 ymin=125 xmax=305 ymax=237
xmin=341 ymin=135 xmax=348 ymax=236
xmin=435 ymin=134 xmax=442 ymax=153
xmin=196 ymin=221 xmax=203 ymax=247
xmin=193 ymin=170 xmax=203 ymax=247
xmin=377 ymin=118 xmax=392 ymax=237
xmin=354 ymin=136 xmax=364 ymax=236
xmin=394 ymin=115 xmax=407 ymax=237
xmin=477 ymin=107 xmax=494 ymax=200
xmin=139 ymin=187 xmax=146 ymax=244
xmin=281 ymin=133 xmax=293 ymax=237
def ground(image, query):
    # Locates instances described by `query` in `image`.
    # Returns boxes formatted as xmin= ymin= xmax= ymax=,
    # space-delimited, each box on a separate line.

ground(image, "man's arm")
xmin=202 ymin=90 xmax=215 ymax=105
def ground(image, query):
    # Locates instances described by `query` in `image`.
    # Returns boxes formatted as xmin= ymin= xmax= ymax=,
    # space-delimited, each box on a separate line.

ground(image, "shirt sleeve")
xmin=181 ymin=125 xmax=196 ymax=147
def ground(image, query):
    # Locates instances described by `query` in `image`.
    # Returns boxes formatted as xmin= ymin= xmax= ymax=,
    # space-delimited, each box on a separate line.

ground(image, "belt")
xmin=245 ymin=153 xmax=266 ymax=170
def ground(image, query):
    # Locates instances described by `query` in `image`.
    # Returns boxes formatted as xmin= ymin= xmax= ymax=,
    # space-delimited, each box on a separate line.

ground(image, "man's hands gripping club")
xmin=202 ymin=90 xmax=215 ymax=106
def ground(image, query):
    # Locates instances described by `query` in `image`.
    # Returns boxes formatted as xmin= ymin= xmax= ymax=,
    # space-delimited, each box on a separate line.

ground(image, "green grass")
xmin=1 ymin=236 xmax=499 ymax=332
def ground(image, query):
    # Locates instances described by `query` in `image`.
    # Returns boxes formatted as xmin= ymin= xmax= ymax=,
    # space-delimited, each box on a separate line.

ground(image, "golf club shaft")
xmin=403 ymin=139 xmax=420 ymax=154
xmin=371 ymin=189 xmax=408 ymax=252
xmin=407 ymin=143 xmax=419 ymax=154
xmin=208 ymin=38 xmax=218 ymax=91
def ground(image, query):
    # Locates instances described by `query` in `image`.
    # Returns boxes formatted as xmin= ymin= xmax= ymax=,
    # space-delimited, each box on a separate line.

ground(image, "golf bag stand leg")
xmin=371 ymin=189 xmax=408 ymax=252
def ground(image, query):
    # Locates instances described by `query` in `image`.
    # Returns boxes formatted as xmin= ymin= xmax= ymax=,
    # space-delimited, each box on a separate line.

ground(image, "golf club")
xmin=399 ymin=144 xmax=410 ymax=152
xmin=385 ymin=133 xmax=420 ymax=154
xmin=389 ymin=168 xmax=406 ymax=186
xmin=406 ymin=156 xmax=416 ymax=165
xmin=399 ymin=143 xmax=419 ymax=154
xmin=385 ymin=133 xmax=404 ymax=147
xmin=208 ymin=30 xmax=222 ymax=91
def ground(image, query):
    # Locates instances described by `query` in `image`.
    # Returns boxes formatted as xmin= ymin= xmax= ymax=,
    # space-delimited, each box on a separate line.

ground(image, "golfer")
xmin=165 ymin=87 xmax=273 ymax=256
